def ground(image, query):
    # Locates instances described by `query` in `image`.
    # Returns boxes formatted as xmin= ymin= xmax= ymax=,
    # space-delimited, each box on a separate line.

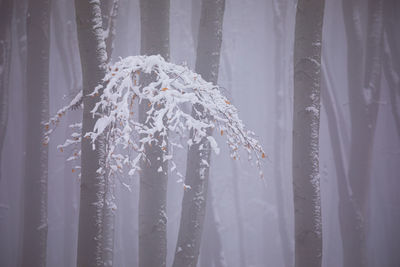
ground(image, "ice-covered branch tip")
xmin=46 ymin=55 xmax=266 ymax=178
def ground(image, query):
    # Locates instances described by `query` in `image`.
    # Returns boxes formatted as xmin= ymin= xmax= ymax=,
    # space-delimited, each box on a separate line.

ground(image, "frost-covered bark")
xmin=138 ymin=1 xmax=170 ymax=267
xmin=99 ymin=2 xmax=119 ymax=266
xmin=0 ymin=0 xmax=13 ymax=185
xmin=292 ymin=0 xmax=325 ymax=266
xmin=22 ymin=0 xmax=51 ymax=266
xmin=271 ymin=1 xmax=292 ymax=266
xmin=341 ymin=1 xmax=383 ymax=266
xmin=172 ymin=0 xmax=225 ymax=267
xmin=74 ymin=1 xmax=108 ymax=266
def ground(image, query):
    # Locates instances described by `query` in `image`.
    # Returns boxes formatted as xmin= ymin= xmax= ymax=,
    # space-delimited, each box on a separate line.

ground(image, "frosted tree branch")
xmin=46 ymin=55 xmax=265 ymax=178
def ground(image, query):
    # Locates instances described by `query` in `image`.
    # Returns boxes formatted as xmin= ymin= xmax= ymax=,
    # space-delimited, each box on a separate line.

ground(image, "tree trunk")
xmin=0 ymin=1 xmax=13 ymax=264
xmin=74 ymin=1 xmax=108 ymax=266
xmin=0 ymin=0 xmax=13 ymax=185
xmin=22 ymin=0 xmax=51 ymax=266
xmin=292 ymin=0 xmax=325 ymax=266
xmin=383 ymin=36 xmax=400 ymax=136
xmin=221 ymin=49 xmax=247 ymax=267
xmin=101 ymin=0 xmax=119 ymax=63
xmin=172 ymin=1 xmax=225 ymax=267
xmin=15 ymin=1 xmax=28 ymax=266
xmin=271 ymin=1 xmax=293 ymax=266
xmin=321 ymin=58 xmax=360 ymax=267
xmin=382 ymin=0 xmax=400 ymax=137
xmin=231 ymin=162 xmax=246 ymax=267
xmin=99 ymin=2 xmax=119 ymax=266
xmin=138 ymin=1 xmax=170 ymax=267
xmin=199 ymin=33 xmax=231 ymax=267
xmin=199 ymin=178 xmax=227 ymax=267
xmin=52 ymin=2 xmax=81 ymax=266
xmin=341 ymin=1 xmax=383 ymax=266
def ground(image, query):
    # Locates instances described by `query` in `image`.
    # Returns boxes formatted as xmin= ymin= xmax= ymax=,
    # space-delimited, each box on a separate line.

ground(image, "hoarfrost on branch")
xmin=45 ymin=55 xmax=265 ymax=180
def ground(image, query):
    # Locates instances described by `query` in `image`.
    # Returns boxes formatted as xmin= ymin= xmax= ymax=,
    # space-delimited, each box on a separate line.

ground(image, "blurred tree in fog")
xmin=22 ymin=0 xmax=51 ymax=266
xmin=341 ymin=0 xmax=383 ymax=266
xmin=0 ymin=0 xmax=13 ymax=186
xmin=383 ymin=0 xmax=400 ymax=136
xmin=271 ymin=0 xmax=292 ymax=266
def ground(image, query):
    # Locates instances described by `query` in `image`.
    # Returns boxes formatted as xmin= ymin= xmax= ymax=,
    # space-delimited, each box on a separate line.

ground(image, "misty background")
xmin=0 ymin=0 xmax=399 ymax=267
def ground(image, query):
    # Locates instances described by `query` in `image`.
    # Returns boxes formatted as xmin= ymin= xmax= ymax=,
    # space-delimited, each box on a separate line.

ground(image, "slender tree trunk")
xmin=231 ymin=162 xmax=246 ymax=267
xmin=0 ymin=1 xmax=13 ymax=265
xmin=271 ymin=1 xmax=292 ymax=266
xmin=101 ymin=0 xmax=119 ymax=63
xmin=321 ymin=58 xmax=360 ymax=267
xmin=199 ymin=26 xmax=230 ymax=267
xmin=292 ymin=0 xmax=325 ymax=266
xmin=382 ymin=0 xmax=400 ymax=137
xmin=221 ymin=50 xmax=247 ymax=267
xmin=0 ymin=0 xmax=13 ymax=185
xmin=138 ymin=1 xmax=170 ymax=267
xmin=22 ymin=0 xmax=51 ymax=266
xmin=218 ymin=45 xmax=248 ymax=267
xmin=99 ymin=2 xmax=119 ymax=266
xmin=383 ymin=36 xmax=400 ymax=136
xmin=172 ymin=1 xmax=225 ymax=267
xmin=341 ymin=1 xmax=383 ymax=266
xmin=52 ymin=2 xmax=81 ymax=265
xmin=74 ymin=1 xmax=108 ymax=266
xmin=52 ymin=2 xmax=75 ymax=267
xmin=199 ymin=178 xmax=227 ymax=267
xmin=15 ymin=1 xmax=28 ymax=266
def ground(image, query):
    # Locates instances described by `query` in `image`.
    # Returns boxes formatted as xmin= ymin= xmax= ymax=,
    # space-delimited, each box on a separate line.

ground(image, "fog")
xmin=0 ymin=0 xmax=399 ymax=267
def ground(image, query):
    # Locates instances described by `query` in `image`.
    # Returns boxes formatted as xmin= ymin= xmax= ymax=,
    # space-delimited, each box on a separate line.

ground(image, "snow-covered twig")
xmin=46 ymin=55 xmax=265 ymax=178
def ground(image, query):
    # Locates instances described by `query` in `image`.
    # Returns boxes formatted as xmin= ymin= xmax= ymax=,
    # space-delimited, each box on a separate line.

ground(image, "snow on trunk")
xmin=74 ymin=1 xmax=108 ymax=266
xmin=99 ymin=1 xmax=119 ymax=266
xmin=292 ymin=0 xmax=325 ymax=266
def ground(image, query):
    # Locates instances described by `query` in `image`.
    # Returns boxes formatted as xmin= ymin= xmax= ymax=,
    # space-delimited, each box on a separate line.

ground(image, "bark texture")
xmin=292 ymin=0 xmax=325 ymax=266
xmin=99 ymin=2 xmax=119 ymax=266
xmin=74 ymin=1 xmax=108 ymax=266
xmin=341 ymin=1 xmax=383 ymax=266
xmin=172 ymin=0 xmax=225 ymax=267
xmin=138 ymin=1 xmax=170 ymax=267
xmin=22 ymin=0 xmax=51 ymax=266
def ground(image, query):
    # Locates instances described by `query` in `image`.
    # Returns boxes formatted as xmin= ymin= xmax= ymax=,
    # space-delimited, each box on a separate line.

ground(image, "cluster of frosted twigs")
xmin=45 ymin=55 xmax=265 ymax=179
